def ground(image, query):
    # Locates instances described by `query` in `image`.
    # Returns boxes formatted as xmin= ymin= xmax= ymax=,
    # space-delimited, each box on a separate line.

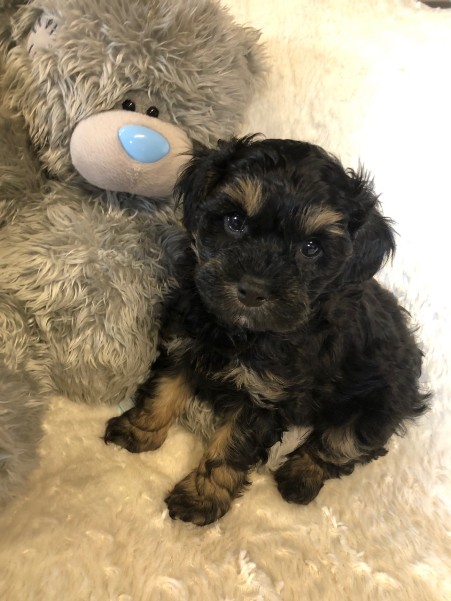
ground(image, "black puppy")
xmin=105 ymin=136 xmax=429 ymax=525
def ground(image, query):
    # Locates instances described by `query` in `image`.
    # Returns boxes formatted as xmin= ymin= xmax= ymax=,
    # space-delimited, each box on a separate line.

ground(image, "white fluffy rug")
xmin=1 ymin=1 xmax=450 ymax=599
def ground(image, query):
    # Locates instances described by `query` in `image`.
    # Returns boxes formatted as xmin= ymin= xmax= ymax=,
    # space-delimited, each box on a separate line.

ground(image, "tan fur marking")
xmin=203 ymin=420 xmax=235 ymax=462
xmin=283 ymin=451 xmax=326 ymax=482
xmin=197 ymin=421 xmax=247 ymax=501
xmin=196 ymin=466 xmax=247 ymax=507
xmin=302 ymin=208 xmax=345 ymax=236
xmin=125 ymin=373 xmax=193 ymax=450
xmin=138 ymin=373 xmax=193 ymax=429
xmin=163 ymin=336 xmax=192 ymax=359
xmin=166 ymin=420 xmax=248 ymax=524
xmin=320 ymin=426 xmax=360 ymax=464
xmin=122 ymin=425 xmax=168 ymax=451
xmin=212 ymin=363 xmax=286 ymax=405
xmin=209 ymin=465 xmax=243 ymax=493
xmin=223 ymin=177 xmax=263 ymax=216
xmin=167 ymin=464 xmax=246 ymax=525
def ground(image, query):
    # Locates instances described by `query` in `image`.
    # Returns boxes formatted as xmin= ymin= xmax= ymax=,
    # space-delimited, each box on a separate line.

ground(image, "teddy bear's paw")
xmin=103 ymin=415 xmax=168 ymax=453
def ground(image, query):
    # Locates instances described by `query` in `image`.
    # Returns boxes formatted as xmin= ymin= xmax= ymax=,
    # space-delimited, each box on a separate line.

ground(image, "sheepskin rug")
xmin=1 ymin=1 xmax=450 ymax=600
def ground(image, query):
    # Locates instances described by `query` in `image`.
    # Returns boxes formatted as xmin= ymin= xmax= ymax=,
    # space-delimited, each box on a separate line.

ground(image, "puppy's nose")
xmin=236 ymin=276 xmax=268 ymax=307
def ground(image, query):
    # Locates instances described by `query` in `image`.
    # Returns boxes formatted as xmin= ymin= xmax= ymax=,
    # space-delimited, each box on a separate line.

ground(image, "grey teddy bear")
xmin=0 ymin=0 xmax=265 ymax=502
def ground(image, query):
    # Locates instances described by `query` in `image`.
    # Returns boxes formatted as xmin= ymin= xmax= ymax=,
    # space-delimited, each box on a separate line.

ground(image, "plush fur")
xmin=0 ymin=0 xmax=265 ymax=503
xmin=104 ymin=136 xmax=429 ymax=525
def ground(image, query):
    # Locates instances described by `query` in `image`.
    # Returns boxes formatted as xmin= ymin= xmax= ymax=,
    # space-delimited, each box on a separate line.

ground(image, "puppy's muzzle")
xmin=236 ymin=275 xmax=269 ymax=308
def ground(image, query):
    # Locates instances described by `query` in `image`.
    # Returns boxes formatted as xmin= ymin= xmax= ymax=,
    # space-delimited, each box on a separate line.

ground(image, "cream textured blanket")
xmin=1 ymin=1 xmax=450 ymax=599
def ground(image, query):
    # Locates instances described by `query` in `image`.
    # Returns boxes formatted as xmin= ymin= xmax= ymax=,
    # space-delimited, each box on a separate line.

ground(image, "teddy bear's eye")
xmin=122 ymin=99 xmax=136 ymax=111
xmin=146 ymin=106 xmax=160 ymax=118
xmin=225 ymin=213 xmax=248 ymax=237
xmin=300 ymin=238 xmax=322 ymax=258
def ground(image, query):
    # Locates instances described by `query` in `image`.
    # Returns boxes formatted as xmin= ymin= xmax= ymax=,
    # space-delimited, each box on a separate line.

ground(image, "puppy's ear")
xmin=175 ymin=135 xmax=261 ymax=232
xmin=175 ymin=141 xmax=219 ymax=232
xmin=342 ymin=169 xmax=396 ymax=282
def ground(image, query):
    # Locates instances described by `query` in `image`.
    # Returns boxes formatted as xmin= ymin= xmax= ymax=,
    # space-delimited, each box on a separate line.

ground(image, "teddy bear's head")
xmin=1 ymin=0 xmax=265 ymax=197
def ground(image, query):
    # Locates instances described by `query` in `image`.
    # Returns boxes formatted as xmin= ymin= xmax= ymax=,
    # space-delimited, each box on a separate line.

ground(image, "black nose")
xmin=236 ymin=276 xmax=268 ymax=307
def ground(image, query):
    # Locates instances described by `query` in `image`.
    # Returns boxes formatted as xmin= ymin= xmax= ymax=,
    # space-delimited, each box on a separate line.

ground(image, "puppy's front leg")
xmin=165 ymin=417 xmax=256 ymax=526
xmin=104 ymin=371 xmax=192 ymax=453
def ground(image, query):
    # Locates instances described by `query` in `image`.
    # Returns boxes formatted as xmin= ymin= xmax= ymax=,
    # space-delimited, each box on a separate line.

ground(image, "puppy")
xmin=104 ymin=136 xmax=429 ymax=526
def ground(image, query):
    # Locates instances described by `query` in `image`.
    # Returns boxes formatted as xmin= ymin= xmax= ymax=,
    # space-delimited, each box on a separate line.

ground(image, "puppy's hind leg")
xmin=104 ymin=371 xmax=193 ymax=453
xmin=274 ymin=427 xmax=387 ymax=505
xmin=274 ymin=447 xmax=332 ymax=505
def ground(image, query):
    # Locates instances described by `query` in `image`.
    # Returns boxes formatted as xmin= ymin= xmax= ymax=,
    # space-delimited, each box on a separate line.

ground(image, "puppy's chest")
xmin=165 ymin=333 xmax=295 ymax=405
xmin=211 ymin=359 xmax=288 ymax=405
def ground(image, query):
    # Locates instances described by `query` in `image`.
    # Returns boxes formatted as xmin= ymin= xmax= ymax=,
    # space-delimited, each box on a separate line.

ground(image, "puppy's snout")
xmin=236 ymin=276 xmax=268 ymax=307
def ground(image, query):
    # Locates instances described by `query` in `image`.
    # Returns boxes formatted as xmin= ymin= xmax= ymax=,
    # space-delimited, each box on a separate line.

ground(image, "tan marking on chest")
xmin=319 ymin=426 xmax=360 ymax=464
xmin=163 ymin=336 xmax=192 ymax=359
xmin=213 ymin=362 xmax=287 ymax=405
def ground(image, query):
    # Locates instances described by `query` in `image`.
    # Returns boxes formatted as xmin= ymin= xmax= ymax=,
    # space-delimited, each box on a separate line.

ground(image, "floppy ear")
xmin=176 ymin=136 xmax=259 ymax=232
xmin=341 ymin=170 xmax=396 ymax=283
xmin=175 ymin=141 xmax=219 ymax=232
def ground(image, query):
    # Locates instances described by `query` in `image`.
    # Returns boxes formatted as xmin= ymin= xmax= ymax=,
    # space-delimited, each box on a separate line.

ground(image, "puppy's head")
xmin=176 ymin=136 xmax=395 ymax=332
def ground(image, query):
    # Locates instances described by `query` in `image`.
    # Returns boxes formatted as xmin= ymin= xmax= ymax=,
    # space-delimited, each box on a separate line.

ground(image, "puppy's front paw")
xmin=165 ymin=471 xmax=230 ymax=526
xmin=103 ymin=414 xmax=167 ymax=453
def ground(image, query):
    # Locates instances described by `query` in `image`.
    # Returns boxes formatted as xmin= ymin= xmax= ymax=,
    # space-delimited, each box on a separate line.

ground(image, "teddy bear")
xmin=0 ymin=0 xmax=265 ymax=503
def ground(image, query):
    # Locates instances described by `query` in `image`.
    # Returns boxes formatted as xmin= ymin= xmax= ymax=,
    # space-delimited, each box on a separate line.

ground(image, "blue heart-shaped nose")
xmin=118 ymin=125 xmax=170 ymax=163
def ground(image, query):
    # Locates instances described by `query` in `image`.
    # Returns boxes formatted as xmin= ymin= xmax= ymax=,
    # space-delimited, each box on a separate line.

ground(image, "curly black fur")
xmin=105 ymin=136 xmax=430 ymax=525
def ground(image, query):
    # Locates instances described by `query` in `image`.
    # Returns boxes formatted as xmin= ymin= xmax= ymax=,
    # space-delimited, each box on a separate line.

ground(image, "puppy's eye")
xmin=122 ymin=99 xmax=136 ymax=111
xmin=225 ymin=213 xmax=248 ymax=237
xmin=300 ymin=239 xmax=322 ymax=258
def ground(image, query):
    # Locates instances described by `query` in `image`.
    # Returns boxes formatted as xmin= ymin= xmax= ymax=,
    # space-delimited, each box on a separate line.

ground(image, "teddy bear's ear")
xmin=1 ymin=4 xmax=60 ymax=56
xmin=25 ymin=10 xmax=61 ymax=57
